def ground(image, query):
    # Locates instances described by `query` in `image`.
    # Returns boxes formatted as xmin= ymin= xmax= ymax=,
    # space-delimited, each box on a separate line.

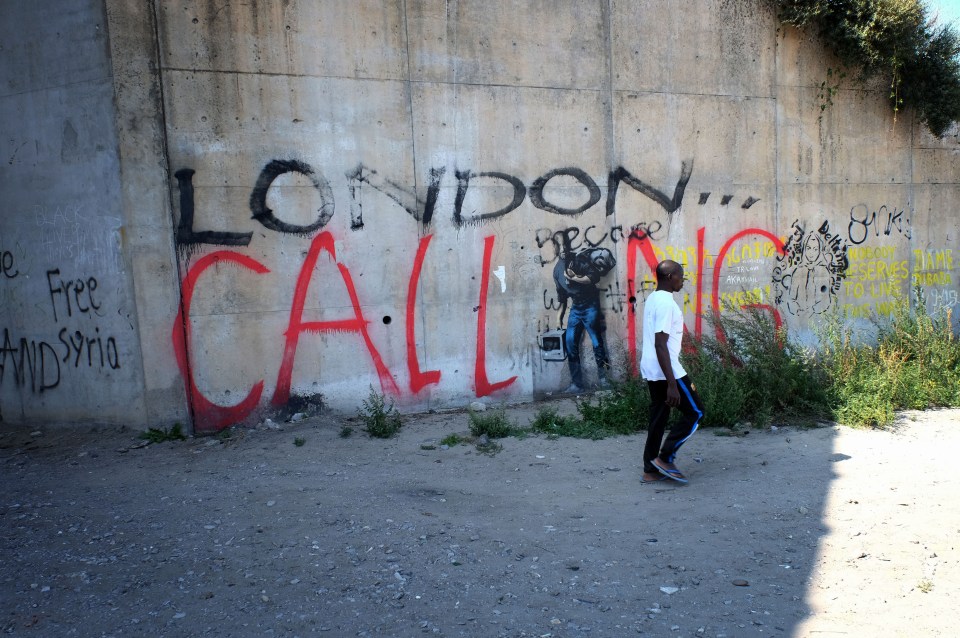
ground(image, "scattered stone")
xmin=660 ymin=586 xmax=679 ymax=594
xmin=732 ymin=579 xmax=749 ymax=587
xmin=469 ymin=401 xmax=486 ymax=412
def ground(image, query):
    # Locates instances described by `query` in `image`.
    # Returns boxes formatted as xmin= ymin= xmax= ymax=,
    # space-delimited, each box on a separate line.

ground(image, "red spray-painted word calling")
xmin=172 ymin=232 xmax=515 ymax=432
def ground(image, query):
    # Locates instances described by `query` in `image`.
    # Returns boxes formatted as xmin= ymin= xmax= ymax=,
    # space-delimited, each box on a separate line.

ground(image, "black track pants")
xmin=644 ymin=376 xmax=704 ymax=473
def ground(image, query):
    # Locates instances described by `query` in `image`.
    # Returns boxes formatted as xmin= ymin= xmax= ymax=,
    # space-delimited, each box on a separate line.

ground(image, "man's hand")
xmin=666 ymin=379 xmax=680 ymax=407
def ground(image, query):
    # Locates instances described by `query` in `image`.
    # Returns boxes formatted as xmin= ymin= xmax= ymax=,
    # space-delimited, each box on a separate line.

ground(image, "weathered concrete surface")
xmin=0 ymin=0 xmax=957 ymax=431
xmin=0 ymin=1 xmax=150 ymax=423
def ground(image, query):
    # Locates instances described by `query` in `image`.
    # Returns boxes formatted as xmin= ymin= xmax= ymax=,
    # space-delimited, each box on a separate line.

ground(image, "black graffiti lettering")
xmin=47 ymin=270 xmax=102 ymax=323
xmin=628 ymin=221 xmax=663 ymax=241
xmin=582 ymin=225 xmax=608 ymax=247
xmin=346 ymin=163 xmax=444 ymax=230
xmin=529 ymin=168 xmax=601 ymax=216
xmin=606 ymin=160 xmax=693 ymax=217
xmin=39 ymin=341 xmax=60 ymax=390
xmin=543 ymin=289 xmax=561 ymax=311
xmin=0 ymin=251 xmax=18 ymax=279
xmin=454 ymin=171 xmax=527 ymax=227
xmin=847 ymin=204 xmax=874 ymax=245
xmin=107 ymin=338 xmax=120 ymax=369
xmin=58 ymin=326 xmax=120 ymax=370
xmin=69 ymin=330 xmax=84 ymax=367
xmin=0 ymin=328 xmax=60 ymax=393
xmin=174 ymin=169 xmax=253 ymax=247
xmin=250 ymin=159 xmax=334 ymax=235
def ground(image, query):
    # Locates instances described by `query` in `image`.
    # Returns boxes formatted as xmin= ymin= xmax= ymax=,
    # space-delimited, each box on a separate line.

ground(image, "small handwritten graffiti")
xmin=0 ymin=249 xmax=19 ymax=279
xmin=926 ymin=288 xmax=958 ymax=315
xmin=0 ymin=329 xmax=60 ymax=392
xmin=534 ymin=221 xmax=662 ymax=267
xmin=773 ymin=220 xmax=849 ymax=316
xmin=847 ymin=204 xmax=911 ymax=245
xmin=46 ymin=269 xmax=102 ymax=322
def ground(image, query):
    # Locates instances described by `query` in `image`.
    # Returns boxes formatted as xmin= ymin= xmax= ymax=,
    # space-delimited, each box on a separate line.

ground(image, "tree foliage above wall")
xmin=776 ymin=0 xmax=960 ymax=137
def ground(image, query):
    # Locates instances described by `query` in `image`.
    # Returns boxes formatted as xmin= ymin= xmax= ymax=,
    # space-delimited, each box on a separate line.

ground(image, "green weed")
xmin=468 ymin=408 xmax=515 ymax=439
xmin=440 ymin=433 xmax=464 ymax=447
xmin=820 ymin=290 xmax=960 ymax=427
xmin=294 ymin=437 xmax=306 ymax=447
xmin=139 ymin=423 xmax=187 ymax=443
xmin=684 ymin=306 xmax=832 ymax=427
xmin=358 ymin=387 xmax=403 ymax=438
xmin=573 ymin=376 xmax=650 ymax=436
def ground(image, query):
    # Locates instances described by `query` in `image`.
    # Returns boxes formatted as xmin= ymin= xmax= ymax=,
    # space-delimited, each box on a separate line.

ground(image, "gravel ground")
xmin=2 ymin=400 xmax=958 ymax=637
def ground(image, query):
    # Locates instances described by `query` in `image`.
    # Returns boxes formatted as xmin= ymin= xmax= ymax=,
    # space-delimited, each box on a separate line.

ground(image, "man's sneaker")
xmin=563 ymin=383 xmax=583 ymax=394
xmin=597 ymin=378 xmax=611 ymax=389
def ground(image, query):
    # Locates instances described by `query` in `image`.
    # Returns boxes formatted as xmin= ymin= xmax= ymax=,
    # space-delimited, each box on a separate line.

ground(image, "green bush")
xmin=820 ymin=290 xmax=960 ymax=426
xmin=358 ymin=387 xmax=403 ymax=438
xmin=468 ymin=408 xmax=515 ymax=439
xmin=574 ymin=376 xmax=650 ymax=435
xmin=776 ymin=0 xmax=960 ymax=136
xmin=683 ymin=307 xmax=832 ymax=427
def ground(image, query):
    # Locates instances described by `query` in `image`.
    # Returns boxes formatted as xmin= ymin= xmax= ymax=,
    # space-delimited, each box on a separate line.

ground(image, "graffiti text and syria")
xmin=0 ymin=249 xmax=121 ymax=394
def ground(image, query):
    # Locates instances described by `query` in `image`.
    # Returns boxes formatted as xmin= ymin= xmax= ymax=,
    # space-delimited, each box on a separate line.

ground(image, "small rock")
xmin=30 ymin=431 xmax=42 ymax=437
xmin=290 ymin=412 xmax=305 ymax=422
xmin=660 ymin=586 xmax=679 ymax=594
xmin=469 ymin=401 xmax=486 ymax=412
xmin=732 ymin=579 xmax=749 ymax=587
xmin=267 ymin=500 xmax=276 ymax=507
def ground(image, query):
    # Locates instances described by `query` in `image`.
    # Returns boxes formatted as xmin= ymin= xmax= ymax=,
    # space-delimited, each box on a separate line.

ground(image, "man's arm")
xmin=654 ymin=331 xmax=680 ymax=406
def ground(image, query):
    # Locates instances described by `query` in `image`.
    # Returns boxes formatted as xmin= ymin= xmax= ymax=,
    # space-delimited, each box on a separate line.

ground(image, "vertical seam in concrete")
xmin=400 ymin=0 xmax=421 ymax=404
xmin=148 ymin=0 xmax=196 ymax=429
xmin=773 ymin=11 xmax=781 ymax=242
xmin=908 ymin=111 xmax=916 ymax=312
xmin=603 ymin=0 xmax=616 ymax=191
xmin=602 ymin=0 xmax=617 ymax=293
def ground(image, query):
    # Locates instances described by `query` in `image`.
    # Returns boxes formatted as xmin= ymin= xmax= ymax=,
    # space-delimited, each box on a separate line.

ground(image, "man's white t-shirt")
xmin=640 ymin=289 xmax=687 ymax=381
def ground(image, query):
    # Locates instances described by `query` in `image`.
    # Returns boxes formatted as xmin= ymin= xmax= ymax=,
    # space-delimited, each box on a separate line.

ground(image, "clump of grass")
xmin=440 ymin=433 xmax=463 ymax=447
xmin=821 ymin=288 xmax=960 ymax=427
xmin=358 ymin=386 xmax=403 ymax=438
xmin=574 ymin=376 xmax=650 ymax=436
xmin=917 ymin=579 xmax=934 ymax=593
xmin=530 ymin=406 xmax=611 ymax=440
xmin=468 ymin=408 xmax=515 ymax=439
xmin=339 ymin=426 xmax=353 ymax=438
xmin=683 ymin=306 xmax=832 ymax=428
xmin=139 ymin=423 xmax=187 ymax=443
xmin=293 ymin=437 xmax=306 ymax=447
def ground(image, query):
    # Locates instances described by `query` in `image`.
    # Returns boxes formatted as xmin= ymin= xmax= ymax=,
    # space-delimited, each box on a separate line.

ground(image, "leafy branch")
xmin=776 ymin=0 xmax=960 ymax=136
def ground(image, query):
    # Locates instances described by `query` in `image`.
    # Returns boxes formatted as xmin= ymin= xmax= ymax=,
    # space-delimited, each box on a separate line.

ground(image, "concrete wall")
xmin=2 ymin=0 xmax=957 ymax=431
xmin=0 ymin=1 xmax=162 ymax=424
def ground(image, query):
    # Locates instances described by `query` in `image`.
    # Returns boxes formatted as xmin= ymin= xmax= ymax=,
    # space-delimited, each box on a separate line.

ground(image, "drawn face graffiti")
xmin=773 ymin=220 xmax=849 ymax=316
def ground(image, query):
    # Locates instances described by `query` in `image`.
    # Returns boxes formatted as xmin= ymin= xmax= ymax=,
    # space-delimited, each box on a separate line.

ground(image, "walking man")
xmin=640 ymin=260 xmax=704 ymax=484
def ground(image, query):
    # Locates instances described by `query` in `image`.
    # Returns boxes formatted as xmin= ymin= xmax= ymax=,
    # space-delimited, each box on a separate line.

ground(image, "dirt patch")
xmin=2 ymin=401 xmax=958 ymax=637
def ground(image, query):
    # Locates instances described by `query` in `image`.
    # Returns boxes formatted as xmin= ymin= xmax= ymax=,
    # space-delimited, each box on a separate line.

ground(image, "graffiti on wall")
xmin=170 ymin=155 xmax=960 ymax=431
xmin=0 ymin=245 xmax=121 ymax=395
xmin=773 ymin=220 xmax=849 ymax=316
